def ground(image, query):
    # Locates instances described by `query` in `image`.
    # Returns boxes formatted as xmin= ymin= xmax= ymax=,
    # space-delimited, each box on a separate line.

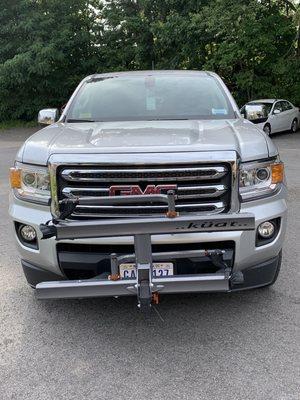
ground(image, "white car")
xmin=241 ymin=99 xmax=299 ymax=136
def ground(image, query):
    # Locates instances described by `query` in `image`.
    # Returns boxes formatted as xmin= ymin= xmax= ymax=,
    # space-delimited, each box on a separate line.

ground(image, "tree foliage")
xmin=0 ymin=0 xmax=299 ymax=121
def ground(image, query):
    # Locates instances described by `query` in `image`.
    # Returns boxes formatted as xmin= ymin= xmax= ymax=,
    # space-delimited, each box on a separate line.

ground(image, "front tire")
xmin=290 ymin=118 xmax=298 ymax=134
xmin=263 ymin=123 xmax=271 ymax=136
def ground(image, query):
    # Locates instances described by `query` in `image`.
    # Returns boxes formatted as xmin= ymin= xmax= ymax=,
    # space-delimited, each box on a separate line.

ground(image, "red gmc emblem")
xmin=109 ymin=184 xmax=177 ymax=196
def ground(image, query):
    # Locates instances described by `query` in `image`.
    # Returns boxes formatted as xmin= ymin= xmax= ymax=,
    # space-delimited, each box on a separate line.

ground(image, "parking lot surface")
xmin=0 ymin=127 xmax=299 ymax=400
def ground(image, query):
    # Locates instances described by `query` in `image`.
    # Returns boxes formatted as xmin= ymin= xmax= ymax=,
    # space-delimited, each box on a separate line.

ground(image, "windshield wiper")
xmin=66 ymin=118 xmax=96 ymax=123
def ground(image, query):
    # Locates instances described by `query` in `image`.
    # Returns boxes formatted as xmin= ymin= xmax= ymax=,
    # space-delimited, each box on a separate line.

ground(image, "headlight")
xmin=10 ymin=162 xmax=50 ymax=204
xmin=239 ymin=159 xmax=284 ymax=201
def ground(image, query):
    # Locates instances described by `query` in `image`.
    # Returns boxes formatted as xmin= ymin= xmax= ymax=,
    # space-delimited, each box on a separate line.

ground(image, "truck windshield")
xmin=67 ymin=74 xmax=235 ymax=122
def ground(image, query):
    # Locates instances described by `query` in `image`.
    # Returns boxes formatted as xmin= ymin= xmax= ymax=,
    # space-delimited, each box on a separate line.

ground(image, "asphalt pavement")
xmin=0 ymin=127 xmax=299 ymax=400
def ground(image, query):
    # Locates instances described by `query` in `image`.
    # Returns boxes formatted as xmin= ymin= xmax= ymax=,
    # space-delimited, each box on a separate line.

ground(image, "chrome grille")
xmin=61 ymin=166 xmax=227 ymax=182
xmin=57 ymin=164 xmax=231 ymax=218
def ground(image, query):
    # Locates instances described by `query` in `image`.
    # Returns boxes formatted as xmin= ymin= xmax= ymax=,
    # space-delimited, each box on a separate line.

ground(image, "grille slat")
xmin=62 ymin=184 xmax=227 ymax=199
xmin=61 ymin=166 xmax=227 ymax=182
xmin=58 ymin=163 xmax=231 ymax=218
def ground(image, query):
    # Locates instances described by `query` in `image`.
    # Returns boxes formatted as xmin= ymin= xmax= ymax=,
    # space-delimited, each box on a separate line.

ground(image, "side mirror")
xmin=244 ymin=104 xmax=268 ymax=123
xmin=38 ymin=108 xmax=59 ymax=126
xmin=273 ymin=109 xmax=281 ymax=115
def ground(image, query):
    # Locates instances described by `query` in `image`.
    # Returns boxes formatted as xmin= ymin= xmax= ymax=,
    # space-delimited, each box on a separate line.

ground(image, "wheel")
xmin=263 ymin=123 xmax=271 ymax=136
xmin=290 ymin=118 xmax=298 ymax=134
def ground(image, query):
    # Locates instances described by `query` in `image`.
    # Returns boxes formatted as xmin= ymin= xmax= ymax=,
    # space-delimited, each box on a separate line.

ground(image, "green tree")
xmin=0 ymin=0 xmax=102 ymax=121
xmin=101 ymin=0 xmax=299 ymax=105
xmin=0 ymin=0 xmax=299 ymax=121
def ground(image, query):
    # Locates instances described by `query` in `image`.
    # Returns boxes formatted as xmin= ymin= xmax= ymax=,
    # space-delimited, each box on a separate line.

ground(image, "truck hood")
xmin=19 ymin=119 xmax=277 ymax=165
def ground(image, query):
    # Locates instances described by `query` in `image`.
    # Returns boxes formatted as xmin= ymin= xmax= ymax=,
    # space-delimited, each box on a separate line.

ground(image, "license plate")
xmin=119 ymin=262 xmax=174 ymax=279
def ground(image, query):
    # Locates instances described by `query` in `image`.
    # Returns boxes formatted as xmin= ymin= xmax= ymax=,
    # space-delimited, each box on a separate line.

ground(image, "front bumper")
xmin=23 ymin=252 xmax=281 ymax=298
xmin=11 ymin=191 xmax=286 ymax=310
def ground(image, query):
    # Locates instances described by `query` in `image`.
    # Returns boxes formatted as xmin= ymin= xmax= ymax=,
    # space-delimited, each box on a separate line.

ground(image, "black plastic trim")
xmin=57 ymin=242 xmax=235 ymax=280
xmin=21 ymin=260 xmax=65 ymax=287
xmin=230 ymin=251 xmax=282 ymax=291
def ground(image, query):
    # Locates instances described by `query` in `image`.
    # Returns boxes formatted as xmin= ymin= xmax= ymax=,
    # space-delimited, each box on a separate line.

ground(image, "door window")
xmin=283 ymin=101 xmax=293 ymax=110
xmin=273 ymin=102 xmax=283 ymax=113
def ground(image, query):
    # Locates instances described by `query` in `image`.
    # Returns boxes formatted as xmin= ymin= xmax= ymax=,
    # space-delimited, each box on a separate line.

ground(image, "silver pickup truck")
xmin=9 ymin=70 xmax=287 ymax=311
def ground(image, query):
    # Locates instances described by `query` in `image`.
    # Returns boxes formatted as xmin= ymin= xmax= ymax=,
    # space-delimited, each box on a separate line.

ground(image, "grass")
xmin=0 ymin=120 xmax=37 ymax=130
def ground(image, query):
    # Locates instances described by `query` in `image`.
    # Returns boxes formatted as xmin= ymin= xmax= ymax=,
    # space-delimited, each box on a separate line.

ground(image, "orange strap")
xmin=152 ymin=292 xmax=160 ymax=305
xmin=166 ymin=210 xmax=178 ymax=218
xmin=108 ymin=274 xmax=120 ymax=281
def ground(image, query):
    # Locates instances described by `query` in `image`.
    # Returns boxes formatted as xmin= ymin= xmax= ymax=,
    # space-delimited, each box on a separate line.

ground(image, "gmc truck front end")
xmin=9 ymin=71 xmax=287 ymax=311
